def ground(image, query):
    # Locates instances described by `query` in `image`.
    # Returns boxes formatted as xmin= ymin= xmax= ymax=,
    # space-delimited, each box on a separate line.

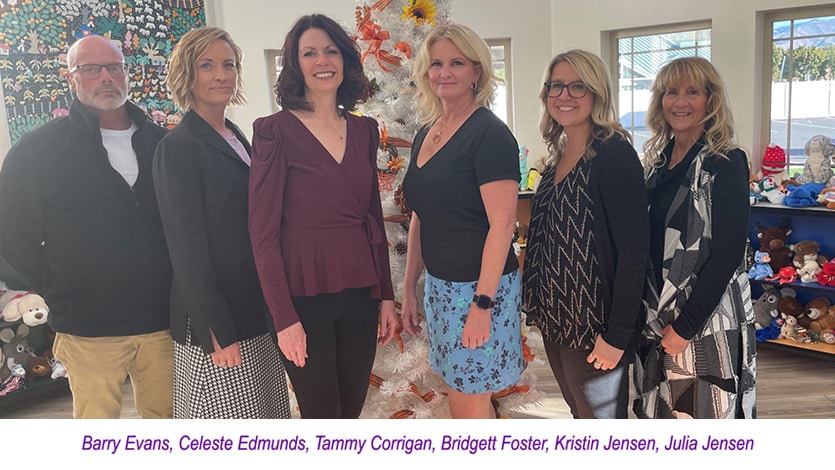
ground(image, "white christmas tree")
xmin=352 ymin=0 xmax=545 ymax=419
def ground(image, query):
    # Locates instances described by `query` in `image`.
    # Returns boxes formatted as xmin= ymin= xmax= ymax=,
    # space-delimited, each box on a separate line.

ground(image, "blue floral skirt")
xmin=424 ymin=269 xmax=525 ymax=394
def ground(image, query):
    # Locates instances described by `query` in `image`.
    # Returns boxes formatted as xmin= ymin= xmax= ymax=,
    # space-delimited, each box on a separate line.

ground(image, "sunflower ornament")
xmin=401 ymin=0 xmax=437 ymax=26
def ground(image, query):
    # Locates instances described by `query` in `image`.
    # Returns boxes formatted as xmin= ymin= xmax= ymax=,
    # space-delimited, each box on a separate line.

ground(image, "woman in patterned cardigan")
xmin=635 ymin=57 xmax=756 ymax=419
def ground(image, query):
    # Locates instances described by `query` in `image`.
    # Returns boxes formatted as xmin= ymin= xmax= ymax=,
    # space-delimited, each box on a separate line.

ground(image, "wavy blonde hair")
xmin=167 ymin=27 xmax=246 ymax=111
xmin=410 ymin=23 xmax=500 ymax=125
xmin=642 ymin=57 xmax=737 ymax=169
xmin=539 ymin=49 xmax=630 ymax=165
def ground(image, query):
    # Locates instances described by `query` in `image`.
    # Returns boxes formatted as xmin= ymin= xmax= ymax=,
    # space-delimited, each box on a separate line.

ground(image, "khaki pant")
xmin=52 ymin=330 xmax=174 ymax=419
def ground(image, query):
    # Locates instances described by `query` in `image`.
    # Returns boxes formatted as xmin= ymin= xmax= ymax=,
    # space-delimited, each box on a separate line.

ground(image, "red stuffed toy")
xmin=818 ymin=259 xmax=835 ymax=286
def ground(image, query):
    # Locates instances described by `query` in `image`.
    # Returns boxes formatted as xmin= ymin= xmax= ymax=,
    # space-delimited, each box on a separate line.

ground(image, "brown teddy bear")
xmin=755 ymin=217 xmax=793 ymax=272
xmin=792 ymin=240 xmax=828 ymax=283
xmin=802 ymin=296 xmax=831 ymax=329
xmin=778 ymin=295 xmax=805 ymax=327
xmin=809 ymin=305 xmax=835 ymax=337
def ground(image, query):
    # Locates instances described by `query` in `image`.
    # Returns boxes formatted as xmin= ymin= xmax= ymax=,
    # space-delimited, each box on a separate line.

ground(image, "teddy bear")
xmin=777 ymin=291 xmax=805 ymax=325
xmin=791 ymin=240 xmax=828 ymax=283
xmin=748 ymin=251 xmax=773 ymax=280
xmin=797 ymin=134 xmax=835 ymax=185
xmin=1 ymin=292 xmax=49 ymax=327
xmin=809 ymin=305 xmax=835 ymax=338
xmin=755 ymin=217 xmax=793 ymax=272
xmin=25 ymin=355 xmax=51 ymax=381
xmin=756 ymin=143 xmax=790 ymax=185
xmin=815 ymin=176 xmax=835 ymax=209
xmin=801 ymin=296 xmax=831 ymax=329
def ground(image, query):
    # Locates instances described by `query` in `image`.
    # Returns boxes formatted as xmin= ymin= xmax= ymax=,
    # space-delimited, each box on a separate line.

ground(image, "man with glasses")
xmin=0 ymin=35 xmax=173 ymax=418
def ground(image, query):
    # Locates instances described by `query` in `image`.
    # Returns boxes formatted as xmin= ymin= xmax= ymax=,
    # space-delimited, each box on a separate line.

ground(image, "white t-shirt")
xmin=100 ymin=124 xmax=139 ymax=187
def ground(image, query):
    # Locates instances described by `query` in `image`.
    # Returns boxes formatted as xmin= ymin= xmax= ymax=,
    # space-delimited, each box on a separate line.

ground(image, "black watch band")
xmin=472 ymin=294 xmax=495 ymax=309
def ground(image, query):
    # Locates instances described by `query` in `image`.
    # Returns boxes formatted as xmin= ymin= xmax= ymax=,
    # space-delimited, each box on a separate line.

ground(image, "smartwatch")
xmin=472 ymin=294 xmax=495 ymax=310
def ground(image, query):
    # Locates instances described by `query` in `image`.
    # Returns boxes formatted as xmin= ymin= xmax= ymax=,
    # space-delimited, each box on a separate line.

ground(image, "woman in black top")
xmin=635 ymin=57 xmax=755 ymax=419
xmin=522 ymin=50 xmax=648 ymax=418
xmin=401 ymin=24 xmax=523 ymax=419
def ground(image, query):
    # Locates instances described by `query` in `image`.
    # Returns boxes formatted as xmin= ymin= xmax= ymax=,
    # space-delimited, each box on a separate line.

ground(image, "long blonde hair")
xmin=410 ymin=23 xmax=500 ymax=125
xmin=539 ymin=49 xmax=630 ymax=165
xmin=642 ymin=57 xmax=737 ymax=169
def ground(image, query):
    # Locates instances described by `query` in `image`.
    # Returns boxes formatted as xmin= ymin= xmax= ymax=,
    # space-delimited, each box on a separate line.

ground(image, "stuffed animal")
xmin=818 ymin=259 xmax=835 ymax=286
xmin=757 ymin=176 xmax=786 ymax=204
xmin=748 ymin=251 xmax=773 ymax=280
xmin=804 ymin=296 xmax=831 ymax=327
xmin=755 ymin=217 xmax=793 ymax=272
xmin=0 ymin=324 xmax=35 ymax=378
xmin=777 ymin=291 xmax=805 ymax=325
xmin=809 ymin=305 xmax=835 ymax=338
xmin=25 ymin=355 xmax=50 ymax=380
xmin=779 ymin=314 xmax=798 ymax=340
xmin=768 ymin=266 xmax=798 ymax=284
xmin=756 ymin=143 xmax=789 ymax=185
xmin=753 ymin=285 xmax=795 ymax=330
xmin=797 ymin=134 xmax=835 ymax=185
xmin=783 ymin=181 xmax=826 ymax=207
xmin=1 ymin=292 xmax=48 ymax=326
xmin=791 ymin=240 xmax=827 ymax=283
xmin=44 ymin=350 xmax=68 ymax=380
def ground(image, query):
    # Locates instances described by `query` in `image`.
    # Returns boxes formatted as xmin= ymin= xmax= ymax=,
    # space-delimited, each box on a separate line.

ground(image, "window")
xmin=613 ymin=25 xmax=711 ymax=153
xmin=486 ymin=38 xmax=513 ymax=131
xmin=265 ymin=49 xmax=282 ymax=114
xmin=768 ymin=8 xmax=835 ymax=175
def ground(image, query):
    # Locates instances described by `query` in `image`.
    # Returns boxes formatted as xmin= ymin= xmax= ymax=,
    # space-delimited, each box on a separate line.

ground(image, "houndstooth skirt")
xmin=173 ymin=324 xmax=290 ymax=419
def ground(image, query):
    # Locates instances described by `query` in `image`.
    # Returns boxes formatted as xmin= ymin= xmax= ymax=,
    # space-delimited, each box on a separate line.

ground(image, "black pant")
xmin=282 ymin=287 xmax=379 ymax=419
xmin=542 ymin=339 xmax=630 ymax=419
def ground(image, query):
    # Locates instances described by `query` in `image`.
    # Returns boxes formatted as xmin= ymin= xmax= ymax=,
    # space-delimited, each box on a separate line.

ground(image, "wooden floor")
xmin=2 ymin=342 xmax=832 ymax=419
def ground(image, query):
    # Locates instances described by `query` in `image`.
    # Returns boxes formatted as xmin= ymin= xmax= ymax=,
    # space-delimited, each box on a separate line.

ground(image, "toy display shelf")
xmin=0 ymin=375 xmax=69 ymax=416
xmin=748 ymin=201 xmax=835 ymax=357
xmin=516 ymin=191 xmax=535 ymax=269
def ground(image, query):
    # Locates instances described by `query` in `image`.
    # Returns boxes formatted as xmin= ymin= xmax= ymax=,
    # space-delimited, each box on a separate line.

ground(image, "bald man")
xmin=0 ymin=35 xmax=173 ymax=418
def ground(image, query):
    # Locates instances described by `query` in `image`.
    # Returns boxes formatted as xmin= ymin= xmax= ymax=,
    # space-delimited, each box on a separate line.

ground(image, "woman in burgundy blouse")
xmin=248 ymin=14 xmax=397 ymax=419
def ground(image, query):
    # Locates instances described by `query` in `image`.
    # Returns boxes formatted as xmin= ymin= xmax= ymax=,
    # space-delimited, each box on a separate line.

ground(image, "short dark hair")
xmin=275 ymin=14 xmax=370 ymax=112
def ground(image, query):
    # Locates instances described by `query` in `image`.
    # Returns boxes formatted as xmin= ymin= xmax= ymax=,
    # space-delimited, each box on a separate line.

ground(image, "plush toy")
xmin=0 ymin=324 xmax=35 ymax=378
xmin=748 ymin=251 xmax=773 ymax=280
xmin=822 ymin=330 xmax=835 ymax=344
xmin=756 ymin=316 xmax=783 ymax=342
xmin=791 ymin=240 xmax=828 ymax=283
xmin=777 ymin=291 xmax=805 ymax=325
xmin=756 ymin=176 xmax=786 ymax=204
xmin=804 ymin=296 xmax=831 ymax=327
xmin=753 ymin=285 xmax=795 ymax=330
xmin=768 ymin=266 xmax=798 ymax=284
xmin=756 ymin=143 xmax=789 ymax=185
xmin=1 ymin=292 xmax=48 ymax=327
xmin=755 ymin=217 xmax=793 ymax=272
xmin=25 ymin=355 xmax=50 ymax=380
xmin=809 ymin=305 xmax=835 ymax=338
xmin=818 ymin=259 xmax=835 ymax=286
xmin=44 ymin=350 xmax=68 ymax=380
xmin=797 ymin=134 xmax=835 ymax=185
xmin=783 ymin=181 xmax=826 ymax=207
xmin=779 ymin=314 xmax=798 ymax=340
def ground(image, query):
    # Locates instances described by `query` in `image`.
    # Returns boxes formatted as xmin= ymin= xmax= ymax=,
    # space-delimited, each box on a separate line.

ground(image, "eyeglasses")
xmin=69 ymin=63 xmax=129 ymax=79
xmin=544 ymin=81 xmax=589 ymax=98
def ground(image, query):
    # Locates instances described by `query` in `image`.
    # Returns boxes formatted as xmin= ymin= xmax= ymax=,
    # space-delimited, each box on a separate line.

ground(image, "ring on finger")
xmin=593 ymin=360 xmax=603 ymax=368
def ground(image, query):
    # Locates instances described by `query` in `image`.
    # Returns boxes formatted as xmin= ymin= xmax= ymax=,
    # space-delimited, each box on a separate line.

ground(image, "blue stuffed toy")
xmin=783 ymin=182 xmax=825 ymax=207
xmin=748 ymin=251 xmax=774 ymax=280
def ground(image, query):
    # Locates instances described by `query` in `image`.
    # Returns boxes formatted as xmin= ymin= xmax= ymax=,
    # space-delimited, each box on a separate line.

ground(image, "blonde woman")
xmin=521 ymin=50 xmax=649 ymax=418
xmin=636 ymin=57 xmax=755 ymax=419
xmin=400 ymin=24 xmax=523 ymax=418
xmin=154 ymin=27 xmax=290 ymax=418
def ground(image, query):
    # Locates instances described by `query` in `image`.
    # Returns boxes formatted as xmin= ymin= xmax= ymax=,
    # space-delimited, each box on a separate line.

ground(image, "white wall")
xmin=3 ymin=0 xmax=834 ymax=167
xmin=208 ymin=0 xmax=552 ymax=161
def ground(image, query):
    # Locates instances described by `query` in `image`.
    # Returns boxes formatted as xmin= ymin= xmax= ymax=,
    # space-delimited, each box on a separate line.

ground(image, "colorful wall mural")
xmin=0 ymin=0 xmax=205 ymax=144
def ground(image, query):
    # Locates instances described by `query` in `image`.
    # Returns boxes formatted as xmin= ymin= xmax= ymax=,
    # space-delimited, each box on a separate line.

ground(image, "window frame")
xmin=761 ymin=5 xmax=835 ymax=174
xmin=485 ymin=37 xmax=513 ymax=132
xmin=606 ymin=21 xmax=712 ymax=155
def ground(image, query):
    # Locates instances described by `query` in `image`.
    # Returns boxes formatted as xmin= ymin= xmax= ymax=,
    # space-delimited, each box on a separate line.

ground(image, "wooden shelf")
xmin=762 ymin=338 xmax=835 ymax=359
